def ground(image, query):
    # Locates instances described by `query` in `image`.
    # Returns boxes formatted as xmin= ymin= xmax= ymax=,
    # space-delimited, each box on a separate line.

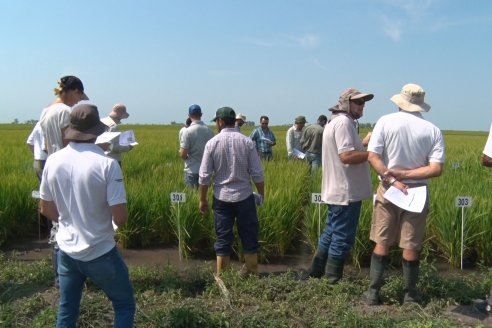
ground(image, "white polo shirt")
xmin=368 ymin=111 xmax=445 ymax=184
xmin=40 ymin=142 xmax=126 ymax=261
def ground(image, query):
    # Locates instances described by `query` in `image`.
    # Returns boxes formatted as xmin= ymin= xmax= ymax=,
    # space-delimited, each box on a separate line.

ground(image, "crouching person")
xmin=40 ymin=104 xmax=135 ymax=327
xmin=199 ymin=107 xmax=265 ymax=276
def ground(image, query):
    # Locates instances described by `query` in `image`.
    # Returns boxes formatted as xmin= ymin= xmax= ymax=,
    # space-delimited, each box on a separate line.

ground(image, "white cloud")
xmin=288 ymin=34 xmax=321 ymax=47
xmin=381 ymin=15 xmax=402 ymax=42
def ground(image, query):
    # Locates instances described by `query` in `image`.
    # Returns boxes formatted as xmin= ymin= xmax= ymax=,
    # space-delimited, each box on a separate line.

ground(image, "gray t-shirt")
xmin=321 ymin=113 xmax=372 ymax=205
xmin=180 ymin=121 xmax=214 ymax=174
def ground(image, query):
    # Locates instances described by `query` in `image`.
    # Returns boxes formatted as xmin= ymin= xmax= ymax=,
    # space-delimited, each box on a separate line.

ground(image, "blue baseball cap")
xmin=188 ymin=104 xmax=202 ymax=115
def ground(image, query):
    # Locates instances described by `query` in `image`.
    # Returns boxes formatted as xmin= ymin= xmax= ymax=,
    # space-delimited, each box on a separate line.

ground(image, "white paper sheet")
xmin=383 ymin=185 xmax=427 ymax=213
xmin=260 ymin=137 xmax=273 ymax=144
xmin=292 ymin=148 xmax=306 ymax=159
xmin=483 ymin=122 xmax=492 ymax=157
xmin=95 ymin=132 xmax=121 ymax=144
xmin=119 ymin=130 xmax=138 ymax=146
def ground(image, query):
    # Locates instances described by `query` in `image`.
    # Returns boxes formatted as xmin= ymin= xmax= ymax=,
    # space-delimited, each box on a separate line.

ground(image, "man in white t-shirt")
xmin=40 ymin=104 xmax=135 ymax=327
xmin=26 ymin=121 xmax=47 ymax=182
xmin=363 ymin=83 xmax=445 ymax=305
xmin=308 ymin=88 xmax=374 ymax=283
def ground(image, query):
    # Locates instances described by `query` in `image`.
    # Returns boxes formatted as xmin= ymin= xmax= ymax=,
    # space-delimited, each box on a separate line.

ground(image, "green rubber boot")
xmin=362 ymin=253 xmax=389 ymax=305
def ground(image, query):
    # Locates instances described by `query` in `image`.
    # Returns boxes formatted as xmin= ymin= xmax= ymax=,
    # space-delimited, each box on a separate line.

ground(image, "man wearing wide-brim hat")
xmin=363 ymin=83 xmax=445 ymax=306
xmin=101 ymin=104 xmax=133 ymax=167
xmin=308 ymin=88 xmax=374 ymax=283
xmin=40 ymin=104 xmax=136 ymax=326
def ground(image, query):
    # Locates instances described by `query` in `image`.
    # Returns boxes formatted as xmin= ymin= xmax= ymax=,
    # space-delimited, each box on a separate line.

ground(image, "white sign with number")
xmin=311 ymin=193 xmax=324 ymax=204
xmin=170 ymin=192 xmax=186 ymax=203
xmin=452 ymin=162 xmax=461 ymax=169
xmin=455 ymin=196 xmax=472 ymax=208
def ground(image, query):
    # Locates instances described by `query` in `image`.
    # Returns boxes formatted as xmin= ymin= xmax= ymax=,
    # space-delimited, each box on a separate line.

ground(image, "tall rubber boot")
xmin=325 ymin=256 xmax=345 ymax=284
xmin=402 ymin=259 xmax=421 ymax=304
xmin=308 ymin=250 xmax=328 ymax=278
xmin=242 ymin=253 xmax=258 ymax=276
xmin=362 ymin=253 xmax=389 ymax=305
xmin=216 ymin=256 xmax=230 ymax=275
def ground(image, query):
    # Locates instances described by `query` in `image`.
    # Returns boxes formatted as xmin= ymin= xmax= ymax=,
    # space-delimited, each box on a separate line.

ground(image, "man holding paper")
xmin=101 ymin=104 xmax=133 ymax=166
xmin=363 ymin=83 xmax=445 ymax=305
xmin=481 ymin=122 xmax=492 ymax=167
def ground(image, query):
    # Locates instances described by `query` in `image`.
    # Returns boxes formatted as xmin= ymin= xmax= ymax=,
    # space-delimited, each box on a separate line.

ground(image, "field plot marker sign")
xmin=452 ymin=161 xmax=461 ymax=170
xmin=170 ymin=192 xmax=186 ymax=260
xmin=311 ymin=193 xmax=324 ymax=238
xmin=455 ymin=196 xmax=472 ymax=270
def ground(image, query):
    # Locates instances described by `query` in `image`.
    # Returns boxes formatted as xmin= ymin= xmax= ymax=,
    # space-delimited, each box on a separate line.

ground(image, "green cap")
xmin=211 ymin=106 xmax=236 ymax=122
xmin=295 ymin=115 xmax=307 ymax=124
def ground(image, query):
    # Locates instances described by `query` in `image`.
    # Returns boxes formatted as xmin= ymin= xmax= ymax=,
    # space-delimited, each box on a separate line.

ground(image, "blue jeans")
xmin=184 ymin=172 xmax=199 ymax=188
xmin=57 ymin=247 xmax=135 ymax=328
xmin=305 ymin=151 xmax=321 ymax=172
xmin=317 ymin=201 xmax=362 ymax=260
xmin=212 ymin=195 xmax=259 ymax=256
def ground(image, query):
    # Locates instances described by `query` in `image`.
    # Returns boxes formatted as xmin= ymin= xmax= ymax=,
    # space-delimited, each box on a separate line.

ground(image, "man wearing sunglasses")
xmin=308 ymin=88 xmax=374 ymax=283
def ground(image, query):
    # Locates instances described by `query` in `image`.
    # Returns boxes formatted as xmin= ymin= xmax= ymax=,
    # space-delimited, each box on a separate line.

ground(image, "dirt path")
xmin=4 ymin=238 xmax=492 ymax=327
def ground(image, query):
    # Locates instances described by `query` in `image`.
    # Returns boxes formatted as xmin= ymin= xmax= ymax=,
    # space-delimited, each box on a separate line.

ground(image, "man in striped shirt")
xmin=199 ymin=107 xmax=265 ymax=276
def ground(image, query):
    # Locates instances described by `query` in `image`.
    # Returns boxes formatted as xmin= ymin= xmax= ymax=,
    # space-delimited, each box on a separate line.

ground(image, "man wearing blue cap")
xmin=179 ymin=104 xmax=214 ymax=188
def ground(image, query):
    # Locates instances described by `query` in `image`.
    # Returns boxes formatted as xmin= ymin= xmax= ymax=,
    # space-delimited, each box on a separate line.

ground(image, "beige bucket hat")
xmin=390 ymin=83 xmax=431 ymax=112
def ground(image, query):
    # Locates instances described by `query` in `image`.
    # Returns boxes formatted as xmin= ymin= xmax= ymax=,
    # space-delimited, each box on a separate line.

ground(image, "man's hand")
xmin=199 ymin=200 xmax=209 ymax=214
xmin=253 ymin=192 xmax=264 ymax=206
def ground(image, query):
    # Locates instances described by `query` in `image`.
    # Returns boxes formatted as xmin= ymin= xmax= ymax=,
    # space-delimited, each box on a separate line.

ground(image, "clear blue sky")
xmin=1 ymin=0 xmax=491 ymax=131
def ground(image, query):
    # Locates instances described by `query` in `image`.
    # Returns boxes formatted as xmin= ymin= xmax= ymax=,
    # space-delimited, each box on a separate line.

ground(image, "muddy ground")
xmin=3 ymin=237 xmax=492 ymax=327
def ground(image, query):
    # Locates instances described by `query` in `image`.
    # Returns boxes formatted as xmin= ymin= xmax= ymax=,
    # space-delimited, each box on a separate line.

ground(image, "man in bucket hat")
xmin=40 ymin=104 xmax=135 ymax=327
xmin=101 ymin=103 xmax=133 ymax=166
xmin=286 ymin=115 xmax=306 ymax=159
xmin=199 ymin=107 xmax=264 ymax=276
xmin=307 ymin=88 xmax=374 ymax=283
xmin=363 ymin=83 xmax=445 ymax=305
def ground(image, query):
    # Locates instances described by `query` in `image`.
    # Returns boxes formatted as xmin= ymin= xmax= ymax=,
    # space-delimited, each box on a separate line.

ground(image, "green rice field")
xmin=1 ymin=123 xmax=491 ymax=268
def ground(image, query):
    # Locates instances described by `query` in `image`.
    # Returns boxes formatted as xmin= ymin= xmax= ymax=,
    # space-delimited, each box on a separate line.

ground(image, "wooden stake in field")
xmin=455 ymin=196 xmax=472 ymax=270
xmin=170 ymin=192 xmax=186 ymax=261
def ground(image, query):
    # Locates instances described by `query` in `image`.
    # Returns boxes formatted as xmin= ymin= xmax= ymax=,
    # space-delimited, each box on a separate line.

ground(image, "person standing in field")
xmin=235 ymin=113 xmax=247 ymax=131
xmin=40 ymin=104 xmax=135 ymax=327
xmin=101 ymin=104 xmax=133 ymax=167
xmin=179 ymin=104 xmax=214 ymax=188
xmin=250 ymin=115 xmax=276 ymax=160
xmin=199 ymin=107 xmax=265 ymax=276
xmin=26 ymin=121 xmax=47 ymax=183
xmin=179 ymin=117 xmax=192 ymax=141
xmin=308 ymin=88 xmax=374 ymax=283
xmin=363 ymin=83 xmax=445 ymax=305
xmin=300 ymin=115 xmax=328 ymax=172
xmin=478 ymin=122 xmax=492 ymax=313
xmin=39 ymin=75 xmax=89 ymax=288
xmin=286 ymin=116 xmax=306 ymax=160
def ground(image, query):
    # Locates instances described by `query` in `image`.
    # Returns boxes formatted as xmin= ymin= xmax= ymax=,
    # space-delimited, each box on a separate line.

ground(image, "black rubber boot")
xmin=362 ymin=253 xmax=389 ymax=305
xmin=325 ymin=257 xmax=345 ymax=284
xmin=402 ymin=259 xmax=421 ymax=304
xmin=308 ymin=250 xmax=328 ymax=278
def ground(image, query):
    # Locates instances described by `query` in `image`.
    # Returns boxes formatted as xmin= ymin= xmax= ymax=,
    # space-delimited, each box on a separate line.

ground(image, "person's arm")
xmin=386 ymin=162 xmax=443 ymax=180
xmin=361 ymin=131 xmax=372 ymax=147
xmin=368 ymin=151 xmax=408 ymax=194
xmin=40 ymin=200 xmax=59 ymax=222
xmin=179 ymin=148 xmax=189 ymax=160
xmin=111 ymin=203 xmax=128 ymax=227
xmin=199 ymin=184 xmax=209 ymax=214
xmin=339 ymin=150 xmax=368 ymax=164
xmin=254 ymin=181 xmax=264 ymax=198
xmin=481 ymin=154 xmax=492 ymax=167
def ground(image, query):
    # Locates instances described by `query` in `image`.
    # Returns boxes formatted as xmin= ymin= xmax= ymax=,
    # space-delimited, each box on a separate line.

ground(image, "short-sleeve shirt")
xmin=250 ymin=127 xmax=276 ymax=154
xmin=39 ymin=103 xmax=72 ymax=155
xmin=26 ymin=122 xmax=47 ymax=161
xmin=368 ymin=111 xmax=445 ymax=184
xmin=180 ymin=121 xmax=214 ymax=174
xmin=321 ymin=113 xmax=372 ymax=205
xmin=483 ymin=122 xmax=492 ymax=157
xmin=40 ymin=143 xmax=126 ymax=261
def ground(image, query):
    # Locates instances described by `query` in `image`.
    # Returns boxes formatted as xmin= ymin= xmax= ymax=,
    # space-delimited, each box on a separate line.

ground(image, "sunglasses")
xmin=351 ymin=99 xmax=365 ymax=106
